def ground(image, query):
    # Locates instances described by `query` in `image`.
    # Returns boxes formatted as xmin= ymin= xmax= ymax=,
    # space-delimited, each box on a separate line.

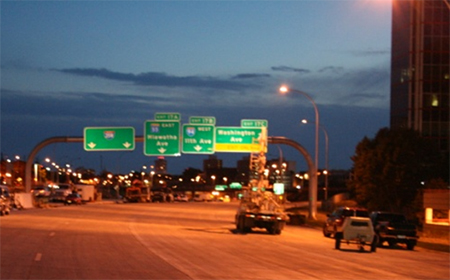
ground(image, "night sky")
xmin=1 ymin=0 xmax=392 ymax=174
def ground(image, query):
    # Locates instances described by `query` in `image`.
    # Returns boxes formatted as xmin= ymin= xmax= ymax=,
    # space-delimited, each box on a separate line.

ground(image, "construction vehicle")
xmin=124 ymin=179 xmax=150 ymax=203
xmin=235 ymin=128 xmax=289 ymax=234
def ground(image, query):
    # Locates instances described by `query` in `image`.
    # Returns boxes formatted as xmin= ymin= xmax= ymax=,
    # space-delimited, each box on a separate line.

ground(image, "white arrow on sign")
xmin=194 ymin=145 xmax=202 ymax=151
xmin=88 ymin=142 xmax=96 ymax=149
xmin=158 ymin=147 xmax=166 ymax=154
xmin=123 ymin=142 xmax=132 ymax=149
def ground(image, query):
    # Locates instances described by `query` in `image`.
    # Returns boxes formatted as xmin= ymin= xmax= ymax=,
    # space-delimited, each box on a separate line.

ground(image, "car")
xmin=51 ymin=183 xmax=74 ymax=202
xmin=31 ymin=185 xmax=51 ymax=197
xmin=174 ymin=193 xmax=189 ymax=202
xmin=370 ymin=211 xmax=419 ymax=250
xmin=334 ymin=216 xmax=377 ymax=252
xmin=323 ymin=206 xmax=369 ymax=237
xmin=64 ymin=193 xmax=82 ymax=205
xmin=193 ymin=192 xmax=213 ymax=202
xmin=0 ymin=185 xmax=12 ymax=216
xmin=151 ymin=188 xmax=174 ymax=203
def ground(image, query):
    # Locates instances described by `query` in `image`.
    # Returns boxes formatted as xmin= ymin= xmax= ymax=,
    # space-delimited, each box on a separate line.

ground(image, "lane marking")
xmin=34 ymin=253 xmax=42 ymax=261
xmin=49 ymin=232 xmax=55 ymax=237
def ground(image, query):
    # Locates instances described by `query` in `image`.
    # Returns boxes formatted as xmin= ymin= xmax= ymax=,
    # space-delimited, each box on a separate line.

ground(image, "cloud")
xmin=277 ymin=64 xmax=390 ymax=108
xmin=350 ymin=49 xmax=390 ymax=57
xmin=231 ymin=73 xmax=271 ymax=79
xmin=271 ymin=66 xmax=310 ymax=74
xmin=318 ymin=66 xmax=345 ymax=74
xmin=0 ymin=85 xmax=389 ymax=174
xmin=55 ymin=68 xmax=252 ymax=91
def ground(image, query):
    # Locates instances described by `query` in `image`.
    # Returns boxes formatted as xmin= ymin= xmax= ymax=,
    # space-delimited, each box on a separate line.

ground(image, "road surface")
xmin=1 ymin=202 xmax=449 ymax=279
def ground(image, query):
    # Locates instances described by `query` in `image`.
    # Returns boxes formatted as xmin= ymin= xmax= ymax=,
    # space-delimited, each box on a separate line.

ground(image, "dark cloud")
xmin=55 ymin=68 xmax=252 ymax=91
xmin=318 ymin=66 xmax=345 ymax=74
xmin=351 ymin=49 xmax=390 ymax=57
xmin=270 ymin=66 xmax=310 ymax=74
xmin=231 ymin=73 xmax=271 ymax=79
xmin=1 ymin=86 xmax=388 ymax=174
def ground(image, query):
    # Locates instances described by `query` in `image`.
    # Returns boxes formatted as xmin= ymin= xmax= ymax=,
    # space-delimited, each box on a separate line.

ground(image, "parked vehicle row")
xmin=323 ymin=206 xmax=419 ymax=251
xmin=0 ymin=185 xmax=11 ymax=216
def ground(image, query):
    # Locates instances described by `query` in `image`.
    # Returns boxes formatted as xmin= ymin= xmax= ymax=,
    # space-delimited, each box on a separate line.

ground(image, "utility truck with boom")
xmin=235 ymin=128 xmax=289 ymax=234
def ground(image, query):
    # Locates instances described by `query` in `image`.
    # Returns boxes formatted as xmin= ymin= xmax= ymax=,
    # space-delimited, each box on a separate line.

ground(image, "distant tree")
xmin=348 ymin=127 xmax=446 ymax=216
xmin=182 ymin=167 xmax=202 ymax=181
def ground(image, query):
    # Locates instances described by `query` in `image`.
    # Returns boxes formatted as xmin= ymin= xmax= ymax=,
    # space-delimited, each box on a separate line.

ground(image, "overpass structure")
xmin=24 ymin=136 xmax=318 ymax=219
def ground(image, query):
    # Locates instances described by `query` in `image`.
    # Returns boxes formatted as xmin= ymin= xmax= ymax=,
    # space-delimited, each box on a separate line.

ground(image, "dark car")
xmin=64 ymin=193 xmax=82 ymax=205
xmin=370 ymin=211 xmax=418 ymax=250
xmin=323 ymin=206 xmax=369 ymax=237
xmin=51 ymin=183 xmax=74 ymax=202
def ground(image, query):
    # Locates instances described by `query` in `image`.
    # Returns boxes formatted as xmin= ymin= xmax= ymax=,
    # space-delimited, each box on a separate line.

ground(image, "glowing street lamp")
xmin=279 ymin=85 xmax=320 ymax=219
xmin=280 ymin=85 xmax=319 ymax=172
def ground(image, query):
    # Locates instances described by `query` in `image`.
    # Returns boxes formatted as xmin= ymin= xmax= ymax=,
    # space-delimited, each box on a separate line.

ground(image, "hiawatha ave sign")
xmin=84 ymin=127 xmax=135 ymax=151
xmin=144 ymin=120 xmax=180 ymax=156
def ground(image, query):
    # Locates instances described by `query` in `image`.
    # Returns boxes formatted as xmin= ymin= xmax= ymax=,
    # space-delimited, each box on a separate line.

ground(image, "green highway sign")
xmin=84 ymin=127 xmax=135 ymax=151
xmin=189 ymin=116 xmax=216 ymax=125
xmin=155 ymin=112 xmax=180 ymax=121
xmin=144 ymin=120 xmax=180 ymax=156
xmin=182 ymin=124 xmax=214 ymax=154
xmin=214 ymin=126 xmax=266 ymax=153
xmin=241 ymin=119 xmax=268 ymax=128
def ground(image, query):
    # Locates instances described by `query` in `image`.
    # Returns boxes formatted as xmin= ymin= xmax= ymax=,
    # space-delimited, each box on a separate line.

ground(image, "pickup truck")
xmin=370 ymin=211 xmax=419 ymax=250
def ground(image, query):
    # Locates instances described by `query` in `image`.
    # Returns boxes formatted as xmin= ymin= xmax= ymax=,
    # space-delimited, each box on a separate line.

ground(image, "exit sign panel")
xmin=214 ymin=127 xmax=266 ymax=153
xmin=84 ymin=127 xmax=135 ymax=151
xmin=144 ymin=120 xmax=180 ymax=156
xmin=182 ymin=124 xmax=215 ymax=154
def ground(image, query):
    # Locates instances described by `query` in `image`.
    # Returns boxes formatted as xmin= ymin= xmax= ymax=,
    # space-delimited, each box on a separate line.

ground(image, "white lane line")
xmin=34 ymin=253 xmax=42 ymax=261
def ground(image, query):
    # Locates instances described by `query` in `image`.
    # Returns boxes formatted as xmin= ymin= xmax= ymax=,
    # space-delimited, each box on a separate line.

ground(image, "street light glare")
xmin=279 ymin=85 xmax=289 ymax=93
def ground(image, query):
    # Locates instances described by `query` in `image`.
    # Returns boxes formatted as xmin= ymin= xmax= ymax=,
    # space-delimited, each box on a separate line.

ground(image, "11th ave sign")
xmin=182 ymin=124 xmax=214 ymax=154
xmin=84 ymin=127 xmax=135 ymax=151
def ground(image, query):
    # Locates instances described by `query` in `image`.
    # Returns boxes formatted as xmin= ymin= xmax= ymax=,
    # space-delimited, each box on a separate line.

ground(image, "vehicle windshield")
xmin=341 ymin=209 xmax=369 ymax=217
xmin=376 ymin=214 xmax=406 ymax=223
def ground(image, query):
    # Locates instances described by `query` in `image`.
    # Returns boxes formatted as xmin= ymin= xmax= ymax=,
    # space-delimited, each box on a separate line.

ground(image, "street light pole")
xmin=279 ymin=85 xmax=320 ymax=219
xmin=301 ymin=119 xmax=329 ymax=201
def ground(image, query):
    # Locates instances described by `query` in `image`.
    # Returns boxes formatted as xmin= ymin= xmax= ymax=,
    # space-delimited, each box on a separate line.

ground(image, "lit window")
xmin=431 ymin=94 xmax=439 ymax=107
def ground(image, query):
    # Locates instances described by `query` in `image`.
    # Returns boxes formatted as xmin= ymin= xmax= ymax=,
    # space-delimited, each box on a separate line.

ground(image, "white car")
xmin=334 ymin=216 xmax=377 ymax=252
xmin=193 ymin=193 xmax=213 ymax=202
xmin=174 ymin=193 xmax=189 ymax=202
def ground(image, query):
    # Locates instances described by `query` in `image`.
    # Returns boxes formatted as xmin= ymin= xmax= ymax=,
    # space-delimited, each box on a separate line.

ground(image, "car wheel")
xmin=335 ymin=233 xmax=342 ymax=250
xmin=371 ymin=235 xmax=378 ymax=252
xmin=236 ymin=217 xmax=242 ymax=231
xmin=323 ymin=224 xmax=331 ymax=237
xmin=332 ymin=225 xmax=338 ymax=238
xmin=388 ymin=240 xmax=396 ymax=248
xmin=267 ymin=222 xmax=281 ymax=235
xmin=406 ymin=242 xmax=415 ymax=250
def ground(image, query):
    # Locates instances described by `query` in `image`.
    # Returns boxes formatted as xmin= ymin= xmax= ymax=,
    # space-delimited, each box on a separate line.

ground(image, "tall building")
xmin=154 ymin=156 xmax=167 ymax=174
xmin=203 ymin=155 xmax=222 ymax=171
xmin=390 ymin=0 xmax=449 ymax=153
